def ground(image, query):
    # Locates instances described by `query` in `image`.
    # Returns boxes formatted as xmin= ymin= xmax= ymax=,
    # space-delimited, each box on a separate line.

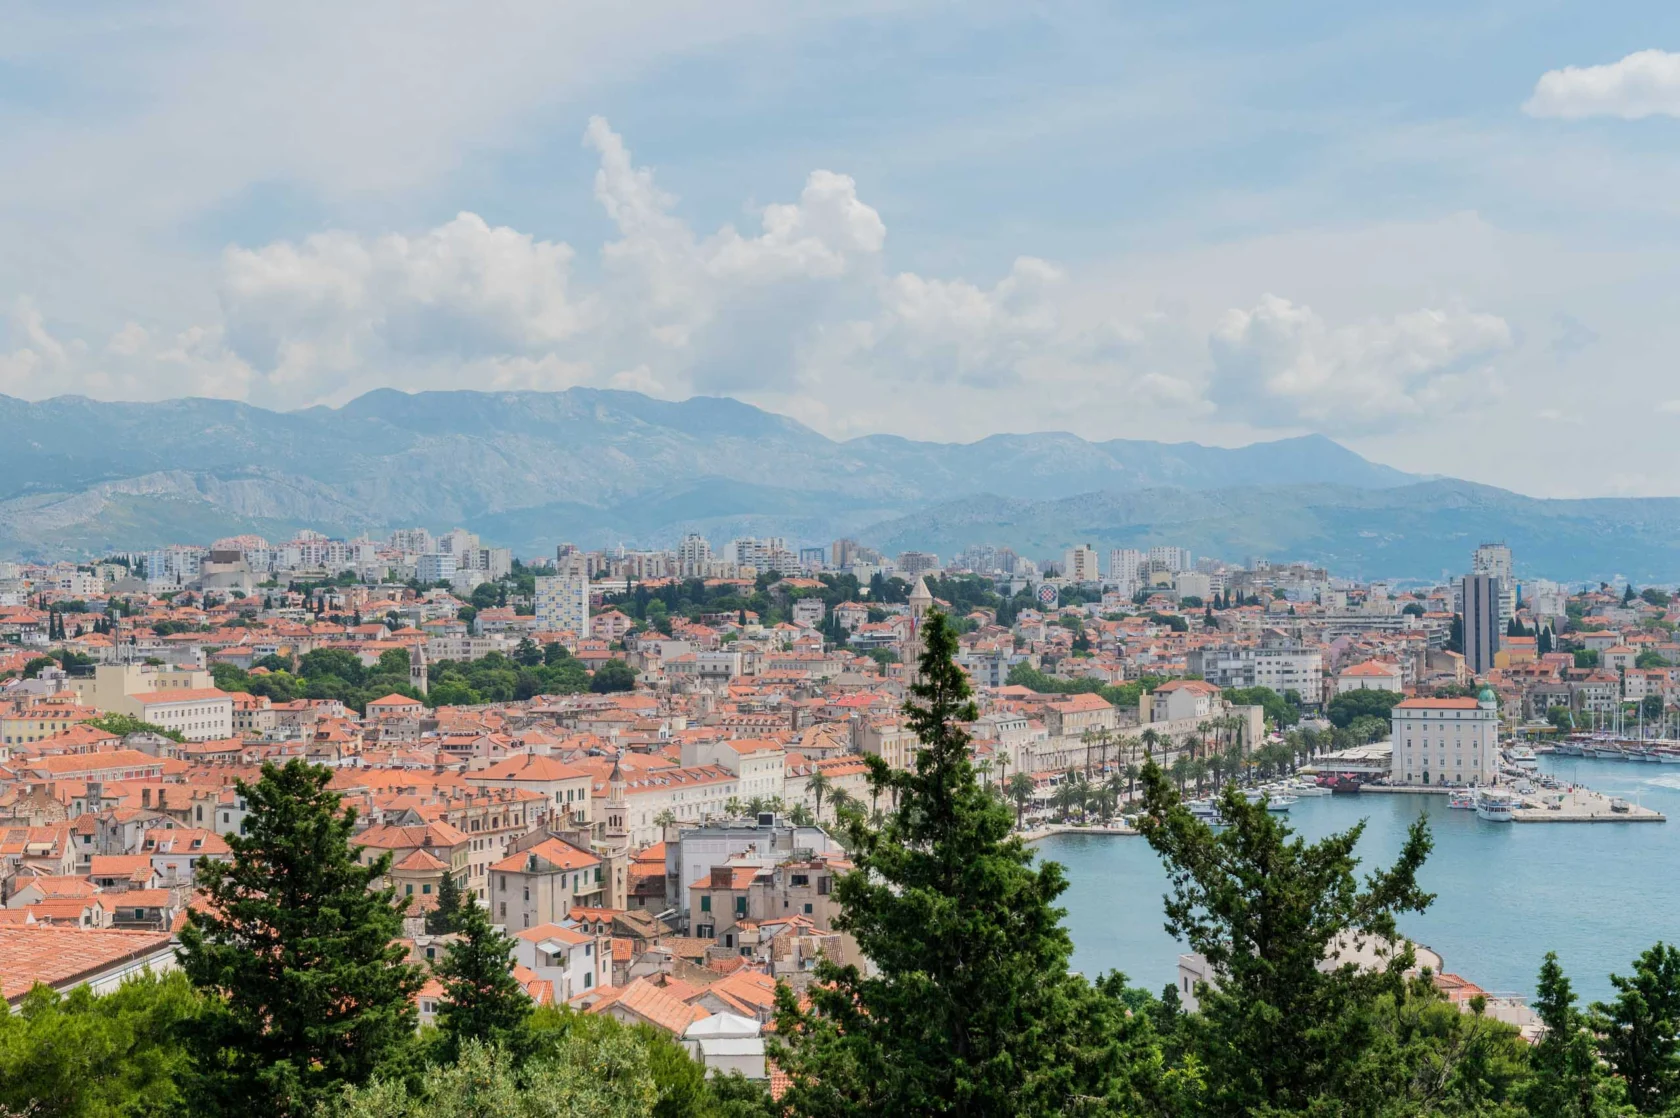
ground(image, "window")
xmin=700 ymin=895 xmax=711 ymax=913
xmin=790 ymin=874 xmax=809 ymax=887
xmin=817 ymin=876 xmax=831 ymax=896
xmin=406 ymin=885 xmax=414 ymax=895
xmin=804 ymin=903 xmax=813 ymax=914
xmin=735 ymin=896 xmax=747 ymax=916
xmin=422 ymin=883 xmax=432 ymax=895
xmin=584 ymin=972 xmax=593 ymax=988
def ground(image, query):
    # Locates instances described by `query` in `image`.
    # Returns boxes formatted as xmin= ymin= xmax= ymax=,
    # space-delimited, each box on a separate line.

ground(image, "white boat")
xmin=1447 ymin=790 xmax=1476 ymax=810
xmin=1286 ymin=778 xmax=1331 ymax=797
xmin=1475 ymin=789 xmax=1519 ymax=822
xmin=1265 ymin=796 xmax=1296 ymax=813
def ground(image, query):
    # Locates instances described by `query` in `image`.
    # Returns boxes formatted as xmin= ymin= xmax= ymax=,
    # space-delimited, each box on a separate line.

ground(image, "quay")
xmin=1020 ymin=823 xmax=1136 ymax=843
xmin=1510 ymin=785 xmax=1664 ymax=823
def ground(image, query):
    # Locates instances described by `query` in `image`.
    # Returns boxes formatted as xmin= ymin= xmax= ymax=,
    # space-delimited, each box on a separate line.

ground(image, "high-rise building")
xmin=536 ymin=555 xmax=590 ymax=638
xmin=676 ymin=534 xmax=712 ymax=578
xmin=1148 ymin=546 xmax=1193 ymax=573
xmin=416 ymin=553 xmax=457 ymax=584
xmin=1472 ymin=543 xmax=1515 ymax=625
xmin=897 ymin=551 xmax=940 ymax=576
xmin=1108 ymin=548 xmax=1143 ymax=591
xmin=831 ymin=539 xmax=862 ymax=568
xmin=798 ymin=547 xmax=826 ymax=572
xmin=1063 ymin=544 xmax=1100 ymax=583
xmin=1461 ymin=574 xmax=1501 ymax=677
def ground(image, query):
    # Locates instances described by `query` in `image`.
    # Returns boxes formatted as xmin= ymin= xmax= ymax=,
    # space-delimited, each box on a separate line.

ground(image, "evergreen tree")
xmin=1525 ymin=952 xmax=1625 ymax=1117
xmin=177 ymin=759 xmax=423 ymax=1117
xmin=1539 ymin=626 xmax=1554 ymax=656
xmin=434 ymin=894 xmax=532 ymax=1061
xmin=1136 ymin=761 xmax=1434 ymax=1117
xmin=771 ymin=611 xmax=1166 ymax=1118
xmin=426 ymin=869 xmax=465 ymax=935
xmin=1592 ymin=941 xmax=1680 ymax=1114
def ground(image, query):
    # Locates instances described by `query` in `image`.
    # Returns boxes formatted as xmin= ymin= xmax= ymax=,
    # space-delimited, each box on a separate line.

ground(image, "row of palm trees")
xmin=996 ymin=724 xmax=1344 ymax=828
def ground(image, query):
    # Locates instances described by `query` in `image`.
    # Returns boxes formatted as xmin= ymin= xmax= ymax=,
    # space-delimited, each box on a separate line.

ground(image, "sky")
xmin=5 ymin=2 xmax=1680 ymax=497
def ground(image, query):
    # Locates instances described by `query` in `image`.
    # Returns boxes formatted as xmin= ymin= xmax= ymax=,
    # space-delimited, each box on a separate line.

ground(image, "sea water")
xmin=1045 ymin=755 xmax=1680 ymax=1002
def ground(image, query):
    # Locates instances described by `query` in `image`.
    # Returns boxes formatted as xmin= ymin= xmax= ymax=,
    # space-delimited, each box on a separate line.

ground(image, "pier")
xmin=1510 ymin=785 xmax=1665 ymax=823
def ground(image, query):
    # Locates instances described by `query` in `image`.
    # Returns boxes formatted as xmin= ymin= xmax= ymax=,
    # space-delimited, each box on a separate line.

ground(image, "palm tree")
xmin=1169 ymin=755 xmax=1191 ymax=794
xmin=724 ymin=796 xmax=746 ymax=818
xmin=828 ymin=787 xmax=854 ymax=819
xmin=1141 ymin=727 xmax=1160 ymax=761
xmin=1007 ymin=771 xmax=1035 ymax=829
xmin=788 ymin=803 xmax=815 ymax=826
xmin=1123 ymin=762 xmax=1141 ymax=804
xmin=654 ymin=808 xmax=677 ymax=829
xmin=1104 ymin=772 xmax=1126 ymax=820
xmin=1189 ymin=757 xmax=1209 ymax=793
xmin=808 ymin=768 xmax=833 ymax=823
xmin=1196 ymin=720 xmax=1212 ymax=761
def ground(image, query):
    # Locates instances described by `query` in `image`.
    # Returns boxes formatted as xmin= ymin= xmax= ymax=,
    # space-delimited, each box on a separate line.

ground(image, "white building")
xmin=1336 ymin=660 xmax=1404 ymax=694
xmin=416 ymin=553 xmax=457 ymax=584
xmin=677 ymin=534 xmax=713 ymax=578
xmin=535 ymin=556 xmax=589 ymax=638
xmin=1107 ymin=548 xmax=1143 ymax=590
xmin=1389 ymin=692 xmax=1499 ymax=788
xmin=1148 ymin=546 xmax=1193 ymax=573
xmin=1472 ymin=542 xmax=1516 ymax=626
xmin=1062 ymin=545 xmax=1101 ymax=584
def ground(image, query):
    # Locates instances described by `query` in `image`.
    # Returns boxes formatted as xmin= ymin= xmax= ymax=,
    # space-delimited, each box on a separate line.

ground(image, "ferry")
xmin=1507 ymin=745 xmax=1539 ymax=770
xmin=1475 ymin=789 xmax=1520 ymax=822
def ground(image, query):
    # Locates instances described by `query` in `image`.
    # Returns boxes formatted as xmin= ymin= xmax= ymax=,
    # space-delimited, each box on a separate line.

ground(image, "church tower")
xmin=409 ymin=642 xmax=428 ymax=696
xmin=904 ymin=575 xmax=934 ymax=680
xmin=606 ymin=754 xmax=628 ymax=836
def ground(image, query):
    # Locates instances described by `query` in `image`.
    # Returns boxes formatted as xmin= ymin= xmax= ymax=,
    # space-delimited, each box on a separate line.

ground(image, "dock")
xmin=1511 ymin=785 xmax=1665 ymax=823
xmin=1020 ymin=823 xmax=1137 ymax=843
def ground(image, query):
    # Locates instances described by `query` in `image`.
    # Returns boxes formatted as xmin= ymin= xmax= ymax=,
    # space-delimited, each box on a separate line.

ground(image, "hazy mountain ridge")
xmin=2 ymin=387 xmax=1670 ymax=580
xmin=0 ymin=388 xmax=1423 ymax=558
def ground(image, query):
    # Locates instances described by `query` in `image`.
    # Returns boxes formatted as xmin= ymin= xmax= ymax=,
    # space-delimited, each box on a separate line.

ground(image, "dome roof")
xmin=1477 ymin=687 xmax=1497 ymax=704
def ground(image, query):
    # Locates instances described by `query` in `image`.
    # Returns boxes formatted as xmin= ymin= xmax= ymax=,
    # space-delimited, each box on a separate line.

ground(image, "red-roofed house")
xmin=490 ymin=837 xmax=604 ymax=929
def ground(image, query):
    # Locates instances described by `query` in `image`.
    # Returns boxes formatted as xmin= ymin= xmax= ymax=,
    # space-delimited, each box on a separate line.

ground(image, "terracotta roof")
xmin=0 ymin=926 xmax=176 ymax=1003
xmin=589 ymin=976 xmax=710 ymax=1035
xmin=1394 ymin=697 xmax=1483 ymax=709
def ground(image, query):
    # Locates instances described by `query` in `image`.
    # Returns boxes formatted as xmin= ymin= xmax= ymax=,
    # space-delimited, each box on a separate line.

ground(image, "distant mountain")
xmin=857 ymin=480 xmax=1680 ymax=583
xmin=0 ymin=388 xmax=1424 ymax=560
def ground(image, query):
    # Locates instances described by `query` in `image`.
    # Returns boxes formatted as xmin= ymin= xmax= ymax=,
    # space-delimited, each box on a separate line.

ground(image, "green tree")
xmin=590 ymin=659 xmax=638 ymax=694
xmin=324 ymin=1038 xmax=656 ymax=1118
xmin=435 ymin=895 xmax=531 ymax=1062
xmin=0 ymin=972 xmax=200 ymax=1118
xmin=378 ymin=648 xmax=413 ymax=676
xmin=1592 ymin=941 xmax=1680 ymax=1114
xmin=425 ymin=869 xmax=465 ymax=935
xmin=298 ymin=647 xmax=368 ymax=687
xmin=177 ymin=759 xmax=423 ymax=1117
xmin=1575 ymin=649 xmax=1602 ymax=669
xmin=1136 ymin=762 xmax=1434 ymax=1117
xmin=1526 ymin=952 xmax=1626 ymax=1117
xmin=1007 ymin=770 xmax=1035 ymax=829
xmin=1326 ymin=687 xmax=1403 ymax=729
xmin=85 ymin=713 xmax=186 ymax=743
xmin=771 ymin=611 xmax=1165 ymax=1117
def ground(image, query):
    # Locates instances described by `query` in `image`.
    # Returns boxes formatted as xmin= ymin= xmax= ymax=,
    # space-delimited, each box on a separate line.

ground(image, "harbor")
xmin=1046 ymin=751 xmax=1680 ymax=1004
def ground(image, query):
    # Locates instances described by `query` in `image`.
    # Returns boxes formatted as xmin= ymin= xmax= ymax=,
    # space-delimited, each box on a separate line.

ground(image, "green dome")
xmin=1478 ymin=687 xmax=1497 ymax=704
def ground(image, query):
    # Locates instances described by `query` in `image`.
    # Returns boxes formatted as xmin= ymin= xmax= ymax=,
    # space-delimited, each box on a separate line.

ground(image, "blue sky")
xmin=5 ymin=1 xmax=1680 ymax=496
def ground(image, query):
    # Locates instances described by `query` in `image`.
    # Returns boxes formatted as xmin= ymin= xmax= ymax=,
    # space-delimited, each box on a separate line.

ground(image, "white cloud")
xmin=1525 ymin=50 xmax=1680 ymax=120
xmin=1208 ymin=295 xmax=1511 ymax=431
xmin=0 ymin=117 xmax=1509 ymax=451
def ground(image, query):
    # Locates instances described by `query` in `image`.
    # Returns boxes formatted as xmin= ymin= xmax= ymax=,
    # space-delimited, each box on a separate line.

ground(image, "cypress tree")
xmin=177 ymin=759 xmax=422 ymax=1116
xmin=771 ymin=611 xmax=1164 ymax=1117
xmin=434 ymin=893 xmax=531 ymax=1061
xmin=426 ymin=867 xmax=465 ymax=935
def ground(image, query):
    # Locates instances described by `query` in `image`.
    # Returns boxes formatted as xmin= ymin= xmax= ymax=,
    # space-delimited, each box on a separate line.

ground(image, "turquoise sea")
xmin=1045 ymin=755 xmax=1680 ymax=1003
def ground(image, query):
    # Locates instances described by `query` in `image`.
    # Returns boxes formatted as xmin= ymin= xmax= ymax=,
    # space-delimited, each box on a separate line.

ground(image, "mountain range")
xmin=0 ymin=388 xmax=1674 ymax=582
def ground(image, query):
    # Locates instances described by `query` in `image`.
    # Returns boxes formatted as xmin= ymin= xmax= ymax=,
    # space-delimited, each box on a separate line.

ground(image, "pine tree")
xmin=434 ymin=894 xmax=531 ymax=1061
xmin=1136 ymin=760 xmax=1435 ymax=1117
xmin=1525 ymin=952 xmax=1626 ymax=1117
xmin=771 ymin=611 xmax=1165 ymax=1117
xmin=1592 ymin=941 xmax=1680 ymax=1114
xmin=177 ymin=759 xmax=423 ymax=1117
xmin=426 ymin=867 xmax=465 ymax=934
